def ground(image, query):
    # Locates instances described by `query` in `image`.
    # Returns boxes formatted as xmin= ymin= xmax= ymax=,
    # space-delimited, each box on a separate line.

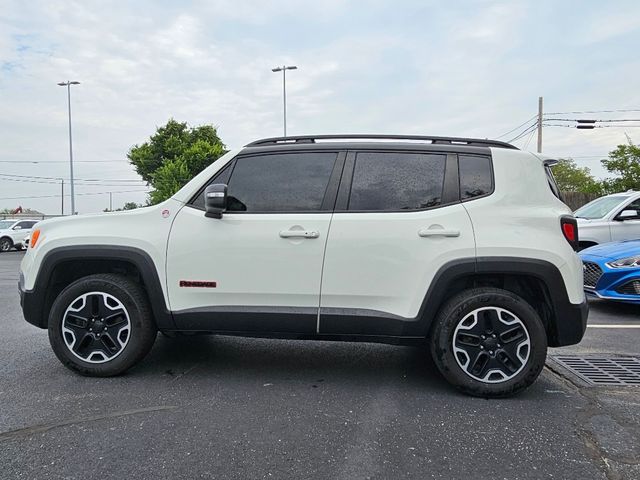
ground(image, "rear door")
xmin=166 ymin=149 xmax=344 ymax=334
xmin=319 ymin=150 xmax=476 ymax=335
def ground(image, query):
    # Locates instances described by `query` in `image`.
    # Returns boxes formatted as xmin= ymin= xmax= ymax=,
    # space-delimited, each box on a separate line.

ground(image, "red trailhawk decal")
xmin=179 ymin=280 xmax=217 ymax=288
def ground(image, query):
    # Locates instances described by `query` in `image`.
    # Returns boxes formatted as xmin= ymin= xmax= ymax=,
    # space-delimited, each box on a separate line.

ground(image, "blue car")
xmin=580 ymin=240 xmax=640 ymax=303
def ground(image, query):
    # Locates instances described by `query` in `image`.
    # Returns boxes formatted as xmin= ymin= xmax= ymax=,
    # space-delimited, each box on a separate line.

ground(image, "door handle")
xmin=418 ymin=228 xmax=460 ymax=238
xmin=279 ymin=230 xmax=320 ymax=239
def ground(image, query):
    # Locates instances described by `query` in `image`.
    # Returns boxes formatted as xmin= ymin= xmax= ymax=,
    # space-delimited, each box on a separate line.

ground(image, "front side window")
xmin=348 ymin=152 xmax=446 ymax=211
xmin=225 ymin=152 xmax=337 ymax=212
xmin=459 ymin=155 xmax=492 ymax=200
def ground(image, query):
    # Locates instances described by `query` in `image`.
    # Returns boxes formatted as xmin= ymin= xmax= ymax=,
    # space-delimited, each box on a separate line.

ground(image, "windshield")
xmin=0 ymin=220 xmax=15 ymax=230
xmin=574 ymin=195 xmax=628 ymax=219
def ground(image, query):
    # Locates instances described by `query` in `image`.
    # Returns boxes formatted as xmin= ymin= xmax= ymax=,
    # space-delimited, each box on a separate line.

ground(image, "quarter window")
xmin=225 ymin=152 xmax=337 ymax=212
xmin=459 ymin=155 xmax=493 ymax=200
xmin=348 ymin=152 xmax=446 ymax=211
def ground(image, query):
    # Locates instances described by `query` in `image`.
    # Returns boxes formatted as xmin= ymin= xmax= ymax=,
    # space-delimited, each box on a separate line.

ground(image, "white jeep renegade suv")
xmin=19 ymin=135 xmax=587 ymax=397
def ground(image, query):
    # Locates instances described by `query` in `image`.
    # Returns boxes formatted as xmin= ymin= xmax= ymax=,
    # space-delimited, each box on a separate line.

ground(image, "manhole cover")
xmin=550 ymin=355 xmax=640 ymax=386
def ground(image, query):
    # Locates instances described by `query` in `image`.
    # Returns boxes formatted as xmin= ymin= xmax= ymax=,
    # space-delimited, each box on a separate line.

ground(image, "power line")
xmin=0 ymin=173 xmax=146 ymax=184
xmin=545 ymin=118 xmax=640 ymax=123
xmin=0 ymin=177 xmax=148 ymax=187
xmin=544 ymin=124 xmax=640 ymax=128
xmin=494 ymin=115 xmax=537 ymax=139
xmin=0 ymin=189 xmax=150 ymax=201
xmin=507 ymin=123 xmax=538 ymax=143
xmin=0 ymin=160 xmax=129 ymax=164
xmin=545 ymin=109 xmax=640 ymax=115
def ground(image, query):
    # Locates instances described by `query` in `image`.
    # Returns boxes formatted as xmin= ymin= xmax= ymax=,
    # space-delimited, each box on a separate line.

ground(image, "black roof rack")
xmin=245 ymin=134 xmax=518 ymax=150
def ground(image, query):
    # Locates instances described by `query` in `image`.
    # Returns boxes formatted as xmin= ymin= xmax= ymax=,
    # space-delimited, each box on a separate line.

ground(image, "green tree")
xmin=600 ymin=143 xmax=640 ymax=193
xmin=551 ymin=159 xmax=603 ymax=194
xmin=128 ymin=119 xmax=227 ymax=203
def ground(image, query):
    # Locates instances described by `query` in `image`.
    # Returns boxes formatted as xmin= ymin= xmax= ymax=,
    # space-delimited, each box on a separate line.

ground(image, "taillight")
xmin=560 ymin=216 xmax=578 ymax=250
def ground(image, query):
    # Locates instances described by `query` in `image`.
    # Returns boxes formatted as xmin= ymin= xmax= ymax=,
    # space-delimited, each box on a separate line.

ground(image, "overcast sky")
xmin=1 ymin=0 xmax=640 ymax=214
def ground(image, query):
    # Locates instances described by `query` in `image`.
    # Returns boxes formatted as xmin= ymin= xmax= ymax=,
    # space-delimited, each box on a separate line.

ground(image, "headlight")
xmin=606 ymin=255 xmax=640 ymax=268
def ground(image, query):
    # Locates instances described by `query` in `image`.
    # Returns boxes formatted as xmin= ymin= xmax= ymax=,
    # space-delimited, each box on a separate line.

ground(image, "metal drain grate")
xmin=550 ymin=355 xmax=640 ymax=386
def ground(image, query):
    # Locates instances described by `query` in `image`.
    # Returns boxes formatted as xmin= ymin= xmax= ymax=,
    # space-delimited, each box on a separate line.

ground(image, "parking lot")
xmin=1 ymin=251 xmax=639 ymax=480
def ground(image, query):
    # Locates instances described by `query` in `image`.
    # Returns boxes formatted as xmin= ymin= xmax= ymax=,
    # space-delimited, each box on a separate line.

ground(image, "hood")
xmin=581 ymin=239 xmax=640 ymax=260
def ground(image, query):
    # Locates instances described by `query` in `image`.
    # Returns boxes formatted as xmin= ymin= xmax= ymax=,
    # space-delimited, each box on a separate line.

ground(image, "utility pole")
xmin=57 ymin=80 xmax=80 ymax=214
xmin=537 ymin=96 xmax=543 ymax=153
xmin=109 ymin=192 xmax=113 ymax=211
xmin=60 ymin=179 xmax=64 ymax=215
xmin=271 ymin=65 xmax=297 ymax=136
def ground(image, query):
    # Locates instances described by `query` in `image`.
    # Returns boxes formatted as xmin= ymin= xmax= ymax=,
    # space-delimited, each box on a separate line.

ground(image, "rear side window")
xmin=225 ymin=152 xmax=336 ymax=212
xmin=348 ymin=152 xmax=446 ymax=211
xmin=459 ymin=155 xmax=493 ymax=200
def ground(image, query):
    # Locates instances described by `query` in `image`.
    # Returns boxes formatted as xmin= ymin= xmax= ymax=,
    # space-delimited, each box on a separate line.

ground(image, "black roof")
xmin=245 ymin=134 xmax=518 ymax=150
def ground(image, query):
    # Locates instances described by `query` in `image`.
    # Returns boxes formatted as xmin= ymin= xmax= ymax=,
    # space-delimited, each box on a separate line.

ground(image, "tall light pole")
xmin=57 ymin=80 xmax=80 ymax=214
xmin=271 ymin=66 xmax=297 ymax=137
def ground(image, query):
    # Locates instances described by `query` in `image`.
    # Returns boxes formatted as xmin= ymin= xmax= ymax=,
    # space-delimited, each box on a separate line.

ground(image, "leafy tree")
xmin=551 ymin=159 xmax=603 ymax=194
xmin=103 ymin=202 xmax=143 ymax=212
xmin=128 ymin=119 xmax=227 ymax=203
xmin=600 ymin=143 xmax=640 ymax=193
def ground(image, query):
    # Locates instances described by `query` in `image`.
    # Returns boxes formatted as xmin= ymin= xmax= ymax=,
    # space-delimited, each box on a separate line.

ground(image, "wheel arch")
xmin=418 ymin=257 xmax=587 ymax=347
xmin=23 ymin=245 xmax=174 ymax=330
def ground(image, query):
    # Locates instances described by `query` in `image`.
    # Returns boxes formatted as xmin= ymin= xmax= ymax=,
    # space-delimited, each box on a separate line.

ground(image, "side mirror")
xmin=13 ymin=225 xmax=22 ymax=230
xmin=204 ymin=184 xmax=227 ymax=219
xmin=617 ymin=209 xmax=640 ymax=221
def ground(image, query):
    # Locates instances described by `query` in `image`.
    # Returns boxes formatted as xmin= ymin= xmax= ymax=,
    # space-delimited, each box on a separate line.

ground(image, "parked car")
xmin=575 ymin=191 xmax=640 ymax=249
xmin=18 ymin=134 xmax=587 ymax=397
xmin=580 ymin=240 xmax=640 ymax=303
xmin=0 ymin=219 xmax=39 ymax=252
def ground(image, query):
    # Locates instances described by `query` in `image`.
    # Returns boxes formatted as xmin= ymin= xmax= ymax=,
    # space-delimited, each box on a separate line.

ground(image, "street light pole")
xmin=271 ymin=66 xmax=297 ymax=137
xmin=57 ymin=80 xmax=80 ymax=214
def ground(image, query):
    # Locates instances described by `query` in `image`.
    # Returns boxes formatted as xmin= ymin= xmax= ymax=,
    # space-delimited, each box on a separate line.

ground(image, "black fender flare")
xmin=21 ymin=245 xmax=174 ymax=330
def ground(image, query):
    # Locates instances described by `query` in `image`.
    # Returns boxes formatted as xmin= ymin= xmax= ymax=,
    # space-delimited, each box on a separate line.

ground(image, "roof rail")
xmin=245 ymin=134 xmax=518 ymax=150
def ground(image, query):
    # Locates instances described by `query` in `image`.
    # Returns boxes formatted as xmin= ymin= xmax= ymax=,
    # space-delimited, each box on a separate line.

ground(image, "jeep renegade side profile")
xmin=19 ymin=135 xmax=588 ymax=397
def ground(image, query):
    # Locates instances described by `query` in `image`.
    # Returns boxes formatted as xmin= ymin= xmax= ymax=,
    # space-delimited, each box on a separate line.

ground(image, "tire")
xmin=48 ymin=274 xmax=157 ymax=376
xmin=15 ymin=244 xmax=24 ymax=251
xmin=0 ymin=237 xmax=12 ymax=252
xmin=430 ymin=287 xmax=547 ymax=398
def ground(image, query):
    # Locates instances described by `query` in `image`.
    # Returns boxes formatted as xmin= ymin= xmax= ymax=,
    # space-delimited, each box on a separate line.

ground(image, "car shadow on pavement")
xmin=135 ymin=333 xmax=451 ymax=391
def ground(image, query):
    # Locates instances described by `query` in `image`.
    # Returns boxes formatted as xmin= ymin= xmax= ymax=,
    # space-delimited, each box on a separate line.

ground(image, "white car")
xmin=0 ymin=219 xmax=39 ymax=252
xmin=575 ymin=191 xmax=640 ymax=249
xmin=19 ymin=134 xmax=587 ymax=397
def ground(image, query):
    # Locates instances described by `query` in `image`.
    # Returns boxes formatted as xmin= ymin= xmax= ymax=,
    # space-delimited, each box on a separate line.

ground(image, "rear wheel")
xmin=0 ymin=237 xmax=12 ymax=252
xmin=48 ymin=274 xmax=157 ymax=376
xmin=430 ymin=287 xmax=547 ymax=397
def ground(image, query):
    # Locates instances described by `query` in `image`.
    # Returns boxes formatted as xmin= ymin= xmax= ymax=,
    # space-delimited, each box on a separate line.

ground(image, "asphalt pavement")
xmin=1 ymin=251 xmax=638 ymax=479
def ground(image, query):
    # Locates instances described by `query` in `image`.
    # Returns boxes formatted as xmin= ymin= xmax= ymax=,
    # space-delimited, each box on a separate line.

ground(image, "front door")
xmin=166 ymin=150 xmax=343 ymax=334
xmin=610 ymin=198 xmax=640 ymax=241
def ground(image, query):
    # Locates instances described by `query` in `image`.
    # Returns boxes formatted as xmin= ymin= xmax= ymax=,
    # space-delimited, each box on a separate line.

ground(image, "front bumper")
xmin=580 ymin=253 xmax=640 ymax=304
xmin=18 ymin=272 xmax=47 ymax=329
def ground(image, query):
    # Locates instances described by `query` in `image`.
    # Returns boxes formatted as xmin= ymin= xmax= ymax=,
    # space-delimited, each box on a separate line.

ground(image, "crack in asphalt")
xmin=545 ymin=364 xmax=640 ymax=480
xmin=0 ymin=405 xmax=178 ymax=442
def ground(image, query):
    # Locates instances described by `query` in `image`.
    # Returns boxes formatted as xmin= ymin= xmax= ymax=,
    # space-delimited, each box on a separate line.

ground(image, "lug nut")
xmin=89 ymin=328 xmax=92 ymax=332
xmin=481 ymin=335 xmax=486 ymax=340
xmin=489 ymin=350 xmax=494 ymax=355
xmin=492 ymin=334 xmax=496 ymax=338
xmin=103 ymin=327 xmax=107 ymax=331
xmin=480 ymin=345 xmax=484 ymax=350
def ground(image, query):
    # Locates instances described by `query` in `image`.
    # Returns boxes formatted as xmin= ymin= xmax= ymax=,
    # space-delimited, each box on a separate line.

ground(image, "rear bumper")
xmin=550 ymin=298 xmax=588 ymax=347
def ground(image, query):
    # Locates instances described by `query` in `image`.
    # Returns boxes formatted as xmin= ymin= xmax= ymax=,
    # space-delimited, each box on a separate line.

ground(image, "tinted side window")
xmin=190 ymin=163 xmax=234 ymax=210
xmin=17 ymin=221 xmax=36 ymax=229
xmin=459 ymin=155 xmax=493 ymax=200
xmin=348 ymin=152 xmax=445 ymax=211
xmin=226 ymin=152 xmax=336 ymax=212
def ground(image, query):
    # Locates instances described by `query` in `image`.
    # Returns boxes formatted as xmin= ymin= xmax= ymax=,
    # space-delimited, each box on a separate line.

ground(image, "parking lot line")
xmin=587 ymin=324 xmax=640 ymax=328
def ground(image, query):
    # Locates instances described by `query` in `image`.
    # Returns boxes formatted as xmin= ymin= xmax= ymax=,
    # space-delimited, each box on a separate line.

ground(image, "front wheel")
xmin=48 ymin=274 xmax=157 ymax=376
xmin=430 ymin=287 xmax=547 ymax=398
